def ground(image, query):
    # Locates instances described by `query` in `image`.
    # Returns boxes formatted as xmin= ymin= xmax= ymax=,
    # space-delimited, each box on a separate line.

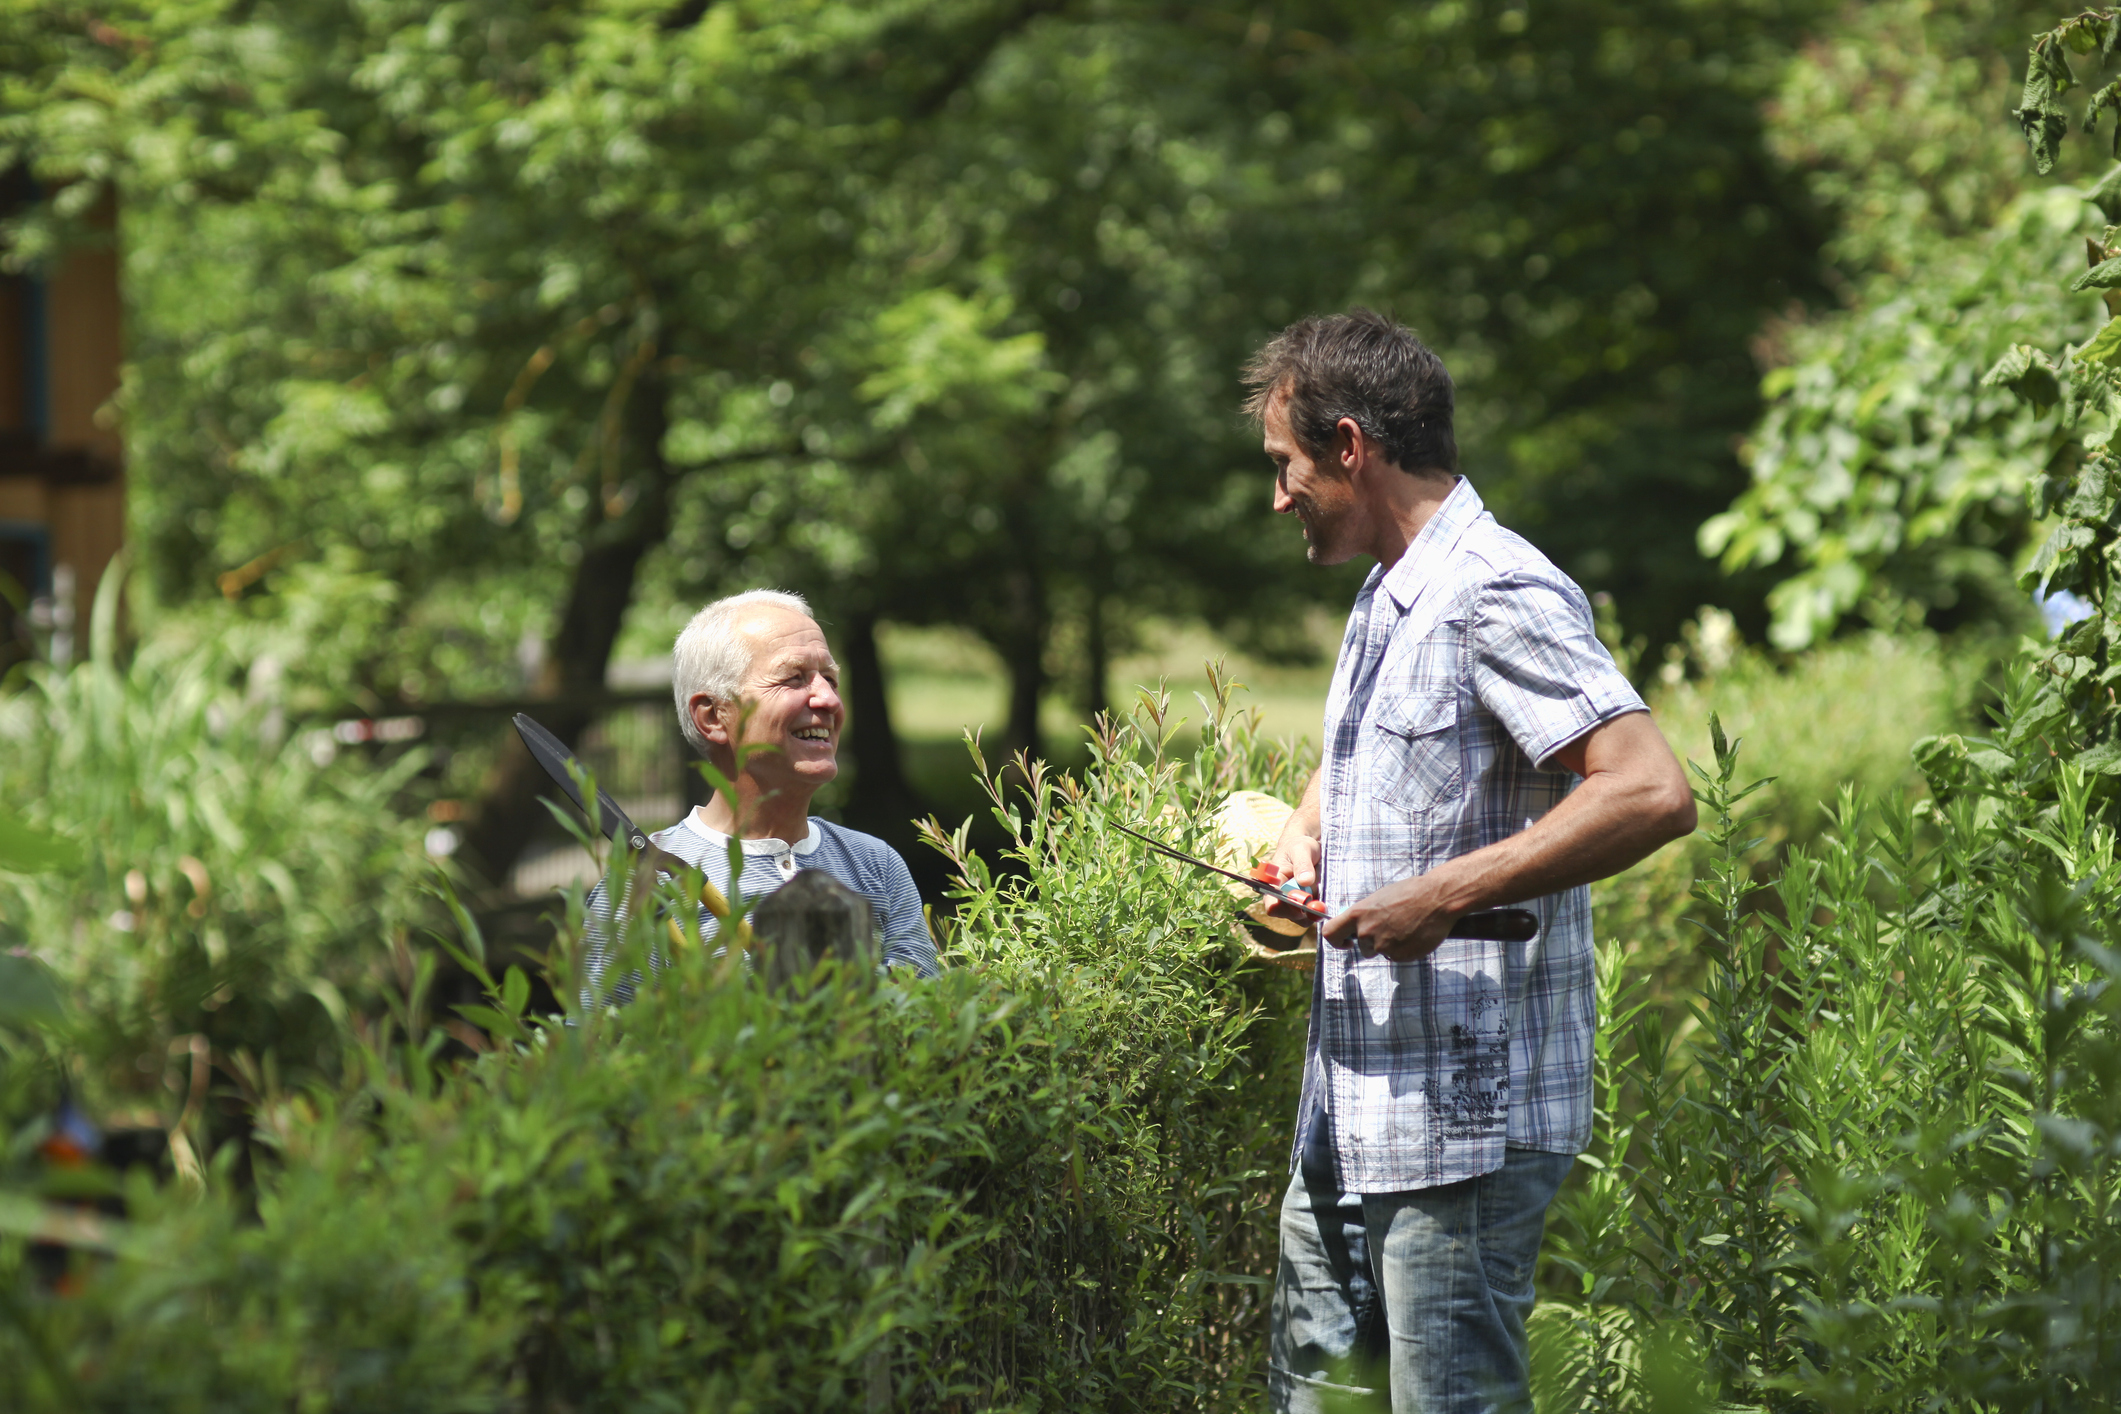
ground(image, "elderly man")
xmin=583 ymin=589 xmax=938 ymax=1002
xmin=1250 ymin=311 xmax=1696 ymax=1414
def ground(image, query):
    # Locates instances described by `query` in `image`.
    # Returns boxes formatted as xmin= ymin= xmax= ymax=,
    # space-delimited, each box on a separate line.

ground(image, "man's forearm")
xmin=1292 ymin=770 xmax=1322 ymax=838
xmin=1418 ymin=764 xmax=1690 ymax=916
xmin=1324 ymin=709 xmax=1696 ymax=959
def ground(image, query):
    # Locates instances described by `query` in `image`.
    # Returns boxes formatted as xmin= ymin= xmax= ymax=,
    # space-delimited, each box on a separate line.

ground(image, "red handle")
xmin=1252 ymin=863 xmax=1324 ymax=916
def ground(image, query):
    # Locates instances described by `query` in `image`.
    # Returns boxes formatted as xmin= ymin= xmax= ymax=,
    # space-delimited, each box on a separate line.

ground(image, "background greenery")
xmin=8 ymin=0 xmax=2121 ymax=1409
xmin=3 ymin=0 xmax=1837 ymax=884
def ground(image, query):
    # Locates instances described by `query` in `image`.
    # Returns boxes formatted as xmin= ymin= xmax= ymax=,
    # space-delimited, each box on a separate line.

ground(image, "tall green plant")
xmin=4 ymin=671 xmax=1317 ymax=1410
xmin=1538 ymin=695 xmax=2121 ymax=1409
xmin=0 ymin=599 xmax=435 ymax=1160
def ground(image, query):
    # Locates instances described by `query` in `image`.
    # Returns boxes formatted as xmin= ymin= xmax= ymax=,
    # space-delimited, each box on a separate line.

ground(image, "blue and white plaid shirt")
xmin=1298 ymin=477 xmax=1645 ymax=1192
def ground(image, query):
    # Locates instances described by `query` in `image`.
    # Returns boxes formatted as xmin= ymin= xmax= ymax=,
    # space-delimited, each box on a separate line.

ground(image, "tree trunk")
xmin=995 ymin=561 xmax=1047 ymax=765
xmin=459 ymin=362 xmax=674 ymax=888
xmin=839 ymin=608 xmax=928 ymax=838
xmin=1083 ymin=587 xmax=1109 ymax=723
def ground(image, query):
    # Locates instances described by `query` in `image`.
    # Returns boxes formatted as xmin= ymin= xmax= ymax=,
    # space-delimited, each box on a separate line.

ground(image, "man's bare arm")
xmin=1324 ymin=709 xmax=1695 ymax=961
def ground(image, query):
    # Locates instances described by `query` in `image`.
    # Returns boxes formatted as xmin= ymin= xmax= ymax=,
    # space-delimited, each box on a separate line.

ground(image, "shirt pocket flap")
xmin=1374 ymin=693 xmax=1456 ymax=741
xmin=1367 ymin=694 xmax=1462 ymax=814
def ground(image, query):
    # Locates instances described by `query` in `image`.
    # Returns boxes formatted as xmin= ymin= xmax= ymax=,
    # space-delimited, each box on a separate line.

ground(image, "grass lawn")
xmin=880 ymin=619 xmax=1335 ymax=820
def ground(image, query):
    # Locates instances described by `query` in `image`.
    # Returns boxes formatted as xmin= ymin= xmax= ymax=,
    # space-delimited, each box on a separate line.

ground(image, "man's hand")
xmin=1320 ymin=876 xmax=1457 ymax=962
xmin=1262 ymin=771 xmax=1324 ymax=924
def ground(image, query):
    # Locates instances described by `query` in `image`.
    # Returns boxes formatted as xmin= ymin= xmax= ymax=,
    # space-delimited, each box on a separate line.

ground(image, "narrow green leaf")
xmin=0 ymin=954 xmax=64 ymax=1030
xmin=0 ymin=811 xmax=82 ymax=874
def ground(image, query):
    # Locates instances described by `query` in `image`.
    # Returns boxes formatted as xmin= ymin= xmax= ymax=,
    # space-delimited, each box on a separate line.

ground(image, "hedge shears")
xmin=1112 ymin=821 xmax=1540 ymax=942
xmin=512 ymin=714 xmax=743 ymax=936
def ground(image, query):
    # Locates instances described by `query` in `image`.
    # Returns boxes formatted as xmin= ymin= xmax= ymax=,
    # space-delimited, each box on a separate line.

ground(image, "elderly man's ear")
xmin=689 ymin=694 xmax=732 ymax=748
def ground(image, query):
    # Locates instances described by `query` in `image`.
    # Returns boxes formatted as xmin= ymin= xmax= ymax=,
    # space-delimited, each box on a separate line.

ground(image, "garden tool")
xmin=1112 ymin=821 xmax=1540 ymax=943
xmin=512 ymin=713 xmax=694 ymax=883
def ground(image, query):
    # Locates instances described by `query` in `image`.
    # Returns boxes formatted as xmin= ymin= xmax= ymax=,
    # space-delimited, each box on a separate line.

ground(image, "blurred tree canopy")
xmin=1704 ymin=0 xmax=2110 ymax=648
xmin=2 ymin=0 xmax=1833 ymax=879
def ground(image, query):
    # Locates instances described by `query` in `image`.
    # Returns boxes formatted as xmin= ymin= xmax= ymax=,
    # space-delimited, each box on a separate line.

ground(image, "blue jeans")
xmin=1268 ymin=1117 xmax=1572 ymax=1414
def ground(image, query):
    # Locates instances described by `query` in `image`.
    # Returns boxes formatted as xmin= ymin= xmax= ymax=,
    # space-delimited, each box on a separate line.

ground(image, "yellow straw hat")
xmin=1213 ymin=789 xmax=1317 ymax=972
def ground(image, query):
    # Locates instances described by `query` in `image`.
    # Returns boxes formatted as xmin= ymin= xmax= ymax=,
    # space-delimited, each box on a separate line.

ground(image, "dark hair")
xmin=1241 ymin=308 xmax=1458 ymax=475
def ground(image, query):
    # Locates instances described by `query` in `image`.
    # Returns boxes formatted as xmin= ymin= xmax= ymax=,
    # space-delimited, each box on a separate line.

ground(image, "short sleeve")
xmin=1471 ymin=570 xmax=1646 ymax=770
xmin=872 ymin=845 xmax=940 ymax=978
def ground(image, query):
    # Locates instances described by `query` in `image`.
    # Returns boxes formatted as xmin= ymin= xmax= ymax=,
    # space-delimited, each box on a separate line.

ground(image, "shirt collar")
xmin=1377 ymin=476 xmax=1481 ymax=611
xmin=680 ymin=810 xmax=823 ymax=856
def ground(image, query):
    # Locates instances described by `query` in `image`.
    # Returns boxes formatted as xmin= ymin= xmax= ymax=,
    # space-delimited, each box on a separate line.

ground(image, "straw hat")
xmin=1214 ymin=790 xmax=1317 ymax=972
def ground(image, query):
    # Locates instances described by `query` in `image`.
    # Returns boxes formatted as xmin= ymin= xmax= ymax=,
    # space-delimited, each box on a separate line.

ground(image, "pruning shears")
xmin=1112 ymin=821 xmax=1541 ymax=944
xmin=513 ymin=713 xmax=692 ymax=879
xmin=1112 ymin=821 xmax=1331 ymax=919
xmin=512 ymin=712 xmax=750 ymax=944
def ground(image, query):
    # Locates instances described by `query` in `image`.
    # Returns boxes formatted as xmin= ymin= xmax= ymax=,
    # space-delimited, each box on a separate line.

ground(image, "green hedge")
xmin=5 ymin=676 xmax=1311 ymax=1412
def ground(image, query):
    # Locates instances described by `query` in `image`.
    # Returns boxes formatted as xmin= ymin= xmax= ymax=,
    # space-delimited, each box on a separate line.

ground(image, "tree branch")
xmin=911 ymin=0 xmax=1072 ymax=119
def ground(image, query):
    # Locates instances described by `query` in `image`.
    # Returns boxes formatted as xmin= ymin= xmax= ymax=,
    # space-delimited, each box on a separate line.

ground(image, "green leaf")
xmin=2090 ymin=79 xmax=2121 ymax=158
xmin=2018 ymin=50 xmax=2073 ymax=174
xmin=2071 ymin=257 xmax=2121 ymax=291
xmin=0 ymin=810 xmax=83 ymax=874
xmin=2078 ymin=318 xmax=2121 ymax=371
xmin=2090 ymin=163 xmax=2121 ymax=222
xmin=1967 ymin=747 xmax=2016 ymax=776
xmin=0 ymin=953 xmax=65 ymax=1030
xmin=501 ymin=965 xmax=531 ymax=1018
xmin=1983 ymin=343 xmax=2064 ymax=412
xmin=452 ymin=1004 xmax=514 ymax=1035
xmin=2073 ymin=740 xmax=2121 ymax=774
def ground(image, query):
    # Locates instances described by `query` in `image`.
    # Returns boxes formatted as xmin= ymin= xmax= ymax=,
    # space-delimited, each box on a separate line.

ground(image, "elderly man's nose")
xmin=1272 ymin=472 xmax=1295 ymax=513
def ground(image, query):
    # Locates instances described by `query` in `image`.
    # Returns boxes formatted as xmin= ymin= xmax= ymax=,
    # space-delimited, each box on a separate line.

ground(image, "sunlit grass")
xmin=880 ymin=618 xmax=1337 ymax=758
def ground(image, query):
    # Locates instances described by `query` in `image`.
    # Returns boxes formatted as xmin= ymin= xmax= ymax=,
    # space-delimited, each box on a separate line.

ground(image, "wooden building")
xmin=0 ymin=168 xmax=124 ymax=671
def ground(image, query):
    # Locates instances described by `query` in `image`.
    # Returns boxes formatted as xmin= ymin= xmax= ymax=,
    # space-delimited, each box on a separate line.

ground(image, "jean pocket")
xmin=1476 ymin=1151 xmax=1574 ymax=1299
xmin=1369 ymin=697 xmax=1462 ymax=815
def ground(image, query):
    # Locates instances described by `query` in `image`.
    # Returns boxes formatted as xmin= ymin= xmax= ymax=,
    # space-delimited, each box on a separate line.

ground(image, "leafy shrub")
xmin=6 ymin=671 xmax=1311 ymax=1411
xmin=0 ymin=608 xmax=436 ymax=1155
xmin=5 ymin=1145 xmax=517 ymax=1413
xmin=1592 ymin=616 xmax=1984 ymax=1012
xmin=1646 ymin=617 xmax=1978 ymax=842
xmin=1538 ymin=704 xmax=2121 ymax=1411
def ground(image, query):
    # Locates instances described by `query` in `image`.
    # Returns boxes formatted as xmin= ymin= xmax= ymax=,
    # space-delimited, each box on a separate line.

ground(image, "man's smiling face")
xmin=1264 ymin=385 xmax=1360 ymax=565
xmin=721 ymin=606 xmax=844 ymax=792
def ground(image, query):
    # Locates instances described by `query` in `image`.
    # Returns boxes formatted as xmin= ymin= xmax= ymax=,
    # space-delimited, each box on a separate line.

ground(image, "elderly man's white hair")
xmin=671 ymin=589 xmax=815 ymax=753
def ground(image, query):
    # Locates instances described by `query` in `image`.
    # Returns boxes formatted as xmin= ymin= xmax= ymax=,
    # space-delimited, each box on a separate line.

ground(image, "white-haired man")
xmin=583 ymin=589 xmax=938 ymax=1002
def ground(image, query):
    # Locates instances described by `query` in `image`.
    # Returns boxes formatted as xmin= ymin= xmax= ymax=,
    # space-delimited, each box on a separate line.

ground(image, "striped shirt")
xmin=581 ymin=812 xmax=938 ymax=1008
xmin=1298 ymin=477 xmax=1645 ymax=1192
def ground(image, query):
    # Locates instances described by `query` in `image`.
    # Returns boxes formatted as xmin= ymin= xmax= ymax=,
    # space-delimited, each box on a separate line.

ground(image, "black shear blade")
xmin=512 ymin=712 xmax=645 ymax=851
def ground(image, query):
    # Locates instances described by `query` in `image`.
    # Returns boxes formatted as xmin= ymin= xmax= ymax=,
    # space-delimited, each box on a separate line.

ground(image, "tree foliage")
xmin=1 ymin=0 xmax=1833 ymax=875
xmin=1702 ymin=1 xmax=2112 ymax=648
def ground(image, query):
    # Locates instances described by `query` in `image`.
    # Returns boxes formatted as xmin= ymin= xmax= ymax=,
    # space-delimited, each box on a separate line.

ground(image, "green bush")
xmin=1537 ymin=700 xmax=2121 ymax=1411
xmin=0 ymin=608 xmax=436 ymax=1147
xmin=1646 ymin=615 xmax=1979 ymax=843
xmin=5 ymin=671 xmax=1310 ymax=1411
xmin=4 ymin=1150 xmax=515 ymax=1414
xmin=1592 ymin=615 xmax=1985 ymax=1007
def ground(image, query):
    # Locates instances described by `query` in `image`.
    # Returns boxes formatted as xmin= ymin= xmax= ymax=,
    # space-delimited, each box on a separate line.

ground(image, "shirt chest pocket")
xmin=1367 ymin=694 xmax=1464 ymax=815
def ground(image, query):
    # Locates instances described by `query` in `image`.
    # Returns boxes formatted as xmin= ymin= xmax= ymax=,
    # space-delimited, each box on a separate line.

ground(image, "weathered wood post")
xmin=746 ymin=868 xmax=879 ymax=993
xmin=743 ymin=869 xmax=890 ymax=1410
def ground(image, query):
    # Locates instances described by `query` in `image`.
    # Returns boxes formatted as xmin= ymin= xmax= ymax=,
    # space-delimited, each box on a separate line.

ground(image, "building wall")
xmin=0 ymin=184 xmax=124 ymax=662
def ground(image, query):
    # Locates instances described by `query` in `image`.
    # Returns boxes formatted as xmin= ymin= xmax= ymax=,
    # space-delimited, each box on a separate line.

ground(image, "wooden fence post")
xmin=746 ymin=868 xmax=879 ymax=993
